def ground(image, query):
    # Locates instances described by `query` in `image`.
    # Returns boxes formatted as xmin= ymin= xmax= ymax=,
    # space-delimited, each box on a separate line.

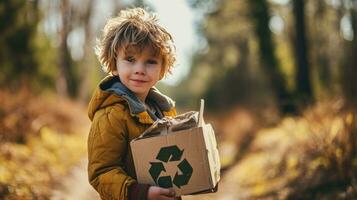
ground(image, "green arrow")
xmin=157 ymin=175 xmax=173 ymax=188
xmin=149 ymin=162 xmax=165 ymax=183
xmin=173 ymin=159 xmax=193 ymax=188
xmin=156 ymin=145 xmax=184 ymax=162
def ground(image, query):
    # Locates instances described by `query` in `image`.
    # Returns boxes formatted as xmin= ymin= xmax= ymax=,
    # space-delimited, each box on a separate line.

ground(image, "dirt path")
xmin=50 ymin=156 xmax=248 ymax=200
xmin=182 ymin=163 xmax=249 ymax=200
xmin=51 ymin=159 xmax=100 ymax=200
xmin=48 ymin=130 xmax=247 ymax=200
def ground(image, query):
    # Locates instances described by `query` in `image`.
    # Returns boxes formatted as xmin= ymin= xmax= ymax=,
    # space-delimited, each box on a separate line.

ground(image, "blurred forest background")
xmin=0 ymin=0 xmax=357 ymax=199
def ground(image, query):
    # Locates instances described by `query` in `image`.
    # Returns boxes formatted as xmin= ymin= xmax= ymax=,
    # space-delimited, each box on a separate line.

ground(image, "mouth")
xmin=130 ymin=79 xmax=148 ymax=83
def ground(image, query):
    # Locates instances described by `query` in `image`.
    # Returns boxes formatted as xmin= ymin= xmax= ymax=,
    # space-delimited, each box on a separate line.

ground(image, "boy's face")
xmin=115 ymin=47 xmax=163 ymax=102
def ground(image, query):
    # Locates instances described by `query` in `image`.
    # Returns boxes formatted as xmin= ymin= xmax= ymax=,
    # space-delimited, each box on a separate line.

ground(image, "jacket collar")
xmin=100 ymin=76 xmax=176 ymax=124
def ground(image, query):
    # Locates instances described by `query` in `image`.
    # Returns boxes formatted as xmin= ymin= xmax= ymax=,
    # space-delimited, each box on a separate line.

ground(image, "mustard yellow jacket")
xmin=87 ymin=76 xmax=176 ymax=200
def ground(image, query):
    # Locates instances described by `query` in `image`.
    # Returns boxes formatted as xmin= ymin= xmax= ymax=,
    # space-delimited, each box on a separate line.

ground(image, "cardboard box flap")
xmin=198 ymin=99 xmax=205 ymax=127
xmin=202 ymin=124 xmax=221 ymax=185
xmin=199 ymin=100 xmax=221 ymax=186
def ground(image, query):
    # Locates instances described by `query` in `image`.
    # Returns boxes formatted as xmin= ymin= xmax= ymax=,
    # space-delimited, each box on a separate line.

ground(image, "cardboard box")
xmin=130 ymin=100 xmax=221 ymax=196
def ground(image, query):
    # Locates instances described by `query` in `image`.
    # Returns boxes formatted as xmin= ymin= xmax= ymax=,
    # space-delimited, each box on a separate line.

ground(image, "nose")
xmin=133 ymin=62 xmax=146 ymax=75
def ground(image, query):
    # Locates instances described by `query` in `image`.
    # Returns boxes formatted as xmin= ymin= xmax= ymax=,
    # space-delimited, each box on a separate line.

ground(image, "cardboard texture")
xmin=130 ymin=100 xmax=221 ymax=196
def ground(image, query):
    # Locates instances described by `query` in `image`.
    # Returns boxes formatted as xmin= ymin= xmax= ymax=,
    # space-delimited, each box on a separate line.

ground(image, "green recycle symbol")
xmin=149 ymin=145 xmax=193 ymax=188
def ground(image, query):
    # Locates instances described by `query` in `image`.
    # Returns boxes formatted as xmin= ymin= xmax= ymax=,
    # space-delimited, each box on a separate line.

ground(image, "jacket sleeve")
xmin=87 ymin=105 xmax=138 ymax=200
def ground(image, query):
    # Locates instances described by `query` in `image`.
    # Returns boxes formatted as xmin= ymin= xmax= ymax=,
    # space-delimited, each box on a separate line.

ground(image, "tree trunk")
xmin=78 ymin=0 xmax=95 ymax=102
xmin=314 ymin=0 xmax=332 ymax=93
xmin=342 ymin=7 xmax=357 ymax=109
xmin=249 ymin=0 xmax=296 ymax=114
xmin=293 ymin=0 xmax=313 ymax=106
xmin=57 ymin=0 xmax=75 ymax=97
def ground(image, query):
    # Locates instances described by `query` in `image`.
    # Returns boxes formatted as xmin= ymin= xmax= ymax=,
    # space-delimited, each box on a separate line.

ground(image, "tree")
xmin=0 ymin=0 xmax=40 ymax=88
xmin=56 ymin=0 xmax=78 ymax=97
xmin=341 ymin=0 xmax=357 ymax=109
xmin=249 ymin=0 xmax=296 ymax=114
xmin=292 ymin=0 xmax=313 ymax=106
xmin=78 ymin=0 xmax=95 ymax=101
xmin=310 ymin=0 xmax=332 ymax=94
xmin=178 ymin=0 xmax=278 ymax=111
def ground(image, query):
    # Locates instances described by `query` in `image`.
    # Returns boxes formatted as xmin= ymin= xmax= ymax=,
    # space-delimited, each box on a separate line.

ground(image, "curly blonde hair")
xmin=95 ymin=7 xmax=176 ymax=77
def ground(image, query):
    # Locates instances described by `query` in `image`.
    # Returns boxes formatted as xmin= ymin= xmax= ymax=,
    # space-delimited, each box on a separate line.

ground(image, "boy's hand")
xmin=147 ymin=186 xmax=177 ymax=200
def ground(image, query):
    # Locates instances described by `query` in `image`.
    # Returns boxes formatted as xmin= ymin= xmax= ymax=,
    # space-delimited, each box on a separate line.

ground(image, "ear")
xmin=112 ymin=70 xmax=118 ymax=76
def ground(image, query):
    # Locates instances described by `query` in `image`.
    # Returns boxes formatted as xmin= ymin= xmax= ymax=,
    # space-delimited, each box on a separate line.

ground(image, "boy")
xmin=87 ymin=7 xmax=179 ymax=200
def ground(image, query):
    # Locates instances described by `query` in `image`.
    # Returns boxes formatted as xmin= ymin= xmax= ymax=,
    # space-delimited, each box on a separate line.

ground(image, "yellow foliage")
xmin=310 ymin=157 xmax=329 ymax=171
xmin=287 ymin=156 xmax=298 ymax=170
xmin=346 ymin=113 xmax=353 ymax=125
xmin=0 ymin=126 xmax=87 ymax=199
xmin=224 ymin=100 xmax=357 ymax=199
xmin=0 ymin=165 xmax=12 ymax=182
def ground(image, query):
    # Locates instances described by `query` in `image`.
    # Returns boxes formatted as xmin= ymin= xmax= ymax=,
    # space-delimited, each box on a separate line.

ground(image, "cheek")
xmin=153 ymin=67 xmax=163 ymax=78
xmin=116 ymin=63 xmax=130 ymax=74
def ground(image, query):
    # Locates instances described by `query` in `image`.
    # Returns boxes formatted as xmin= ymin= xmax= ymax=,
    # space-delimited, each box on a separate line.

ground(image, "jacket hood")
xmin=88 ymin=76 xmax=176 ymax=123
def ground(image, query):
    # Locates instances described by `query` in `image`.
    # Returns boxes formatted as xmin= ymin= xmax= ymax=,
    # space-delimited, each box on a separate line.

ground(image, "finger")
xmin=168 ymin=188 xmax=176 ymax=197
xmin=166 ymin=188 xmax=176 ymax=197
xmin=160 ymin=188 xmax=176 ymax=197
